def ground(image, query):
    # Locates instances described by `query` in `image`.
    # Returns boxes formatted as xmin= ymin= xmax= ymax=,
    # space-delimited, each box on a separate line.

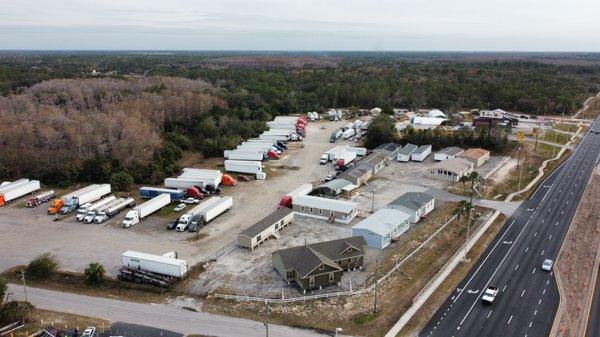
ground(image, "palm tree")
xmin=453 ymin=200 xmax=473 ymax=222
xmin=459 ymin=175 xmax=469 ymax=191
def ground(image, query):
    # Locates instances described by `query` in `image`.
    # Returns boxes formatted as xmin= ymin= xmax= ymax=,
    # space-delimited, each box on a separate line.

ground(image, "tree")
xmin=453 ymin=200 xmax=473 ymax=222
xmin=0 ymin=275 xmax=6 ymax=304
xmin=26 ymin=253 xmax=58 ymax=280
xmin=459 ymin=175 xmax=469 ymax=190
xmin=364 ymin=115 xmax=397 ymax=149
xmin=84 ymin=262 xmax=105 ymax=286
xmin=110 ymin=171 xmax=134 ymax=192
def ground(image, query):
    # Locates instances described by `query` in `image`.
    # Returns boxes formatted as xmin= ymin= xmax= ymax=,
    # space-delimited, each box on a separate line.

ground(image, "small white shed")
xmin=411 ymin=145 xmax=432 ymax=162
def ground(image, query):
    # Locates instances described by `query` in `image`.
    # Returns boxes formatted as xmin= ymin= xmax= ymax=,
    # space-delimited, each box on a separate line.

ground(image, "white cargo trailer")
xmin=60 ymin=184 xmax=111 ymax=214
xmin=121 ymin=250 xmax=188 ymax=278
xmin=164 ymin=177 xmax=218 ymax=189
xmin=122 ymin=193 xmax=171 ymax=228
xmin=0 ymin=179 xmax=30 ymax=194
xmin=178 ymin=172 xmax=222 ymax=185
xmin=259 ymin=134 xmax=288 ymax=142
xmin=334 ymin=150 xmax=357 ymax=165
xmin=224 ymin=150 xmax=264 ymax=161
xmin=200 ymin=196 xmax=232 ymax=224
xmin=286 ymin=183 xmax=314 ymax=198
xmin=246 ymin=138 xmax=278 ymax=145
xmin=236 ymin=145 xmax=270 ymax=153
xmin=343 ymin=128 xmax=356 ymax=139
xmin=224 ymin=160 xmax=263 ymax=175
xmin=0 ymin=180 xmax=40 ymax=205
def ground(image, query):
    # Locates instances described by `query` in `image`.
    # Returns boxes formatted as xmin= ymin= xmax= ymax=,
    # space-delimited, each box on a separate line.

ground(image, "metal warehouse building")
xmin=292 ymin=195 xmax=358 ymax=224
xmin=352 ymin=208 xmax=411 ymax=249
xmin=236 ymin=208 xmax=294 ymax=251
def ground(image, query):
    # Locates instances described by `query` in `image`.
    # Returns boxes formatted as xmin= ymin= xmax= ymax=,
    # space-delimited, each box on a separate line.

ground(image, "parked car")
xmin=205 ymin=184 xmax=221 ymax=195
xmin=173 ymin=203 xmax=186 ymax=212
xmin=324 ymin=174 xmax=335 ymax=182
xmin=81 ymin=327 xmax=96 ymax=337
xmin=541 ymin=259 xmax=553 ymax=271
xmin=59 ymin=328 xmax=78 ymax=337
xmin=182 ymin=198 xmax=200 ymax=204
xmin=166 ymin=220 xmax=178 ymax=230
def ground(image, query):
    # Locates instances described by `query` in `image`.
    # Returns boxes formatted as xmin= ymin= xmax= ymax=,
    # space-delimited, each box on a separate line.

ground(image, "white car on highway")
xmin=541 ymin=259 xmax=553 ymax=271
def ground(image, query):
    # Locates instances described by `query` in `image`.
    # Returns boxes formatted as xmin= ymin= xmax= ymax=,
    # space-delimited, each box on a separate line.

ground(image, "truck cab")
xmin=75 ymin=207 xmax=90 ymax=221
xmin=83 ymin=211 xmax=96 ymax=223
xmin=94 ymin=211 xmax=108 ymax=223
xmin=320 ymin=154 xmax=329 ymax=165
xmin=122 ymin=210 xmax=140 ymax=228
xmin=60 ymin=199 xmax=78 ymax=214
xmin=482 ymin=286 xmax=498 ymax=304
xmin=47 ymin=198 xmax=64 ymax=214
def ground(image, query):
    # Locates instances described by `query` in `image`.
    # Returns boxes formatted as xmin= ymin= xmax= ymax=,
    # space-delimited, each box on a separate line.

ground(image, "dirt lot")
xmin=0 ymin=120 xmax=355 ymax=277
xmin=553 ymin=166 xmax=600 ymax=337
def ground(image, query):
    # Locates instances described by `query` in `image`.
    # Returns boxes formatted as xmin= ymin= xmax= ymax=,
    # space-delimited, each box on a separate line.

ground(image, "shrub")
xmin=84 ymin=262 xmax=105 ymax=286
xmin=0 ymin=275 xmax=6 ymax=304
xmin=25 ymin=253 xmax=58 ymax=280
xmin=109 ymin=171 xmax=134 ymax=191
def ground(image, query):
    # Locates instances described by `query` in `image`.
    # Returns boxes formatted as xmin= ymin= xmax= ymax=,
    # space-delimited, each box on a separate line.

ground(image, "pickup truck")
xmin=482 ymin=286 xmax=498 ymax=304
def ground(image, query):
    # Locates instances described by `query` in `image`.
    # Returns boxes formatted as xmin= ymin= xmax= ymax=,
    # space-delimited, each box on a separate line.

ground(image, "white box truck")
xmin=0 ymin=180 xmax=40 ymax=206
xmin=122 ymin=193 xmax=171 ymax=228
xmin=224 ymin=160 xmax=263 ymax=175
xmin=120 ymin=250 xmax=188 ymax=286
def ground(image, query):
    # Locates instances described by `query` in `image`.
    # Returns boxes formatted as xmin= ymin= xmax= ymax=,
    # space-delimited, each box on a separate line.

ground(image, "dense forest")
xmin=0 ymin=52 xmax=599 ymax=184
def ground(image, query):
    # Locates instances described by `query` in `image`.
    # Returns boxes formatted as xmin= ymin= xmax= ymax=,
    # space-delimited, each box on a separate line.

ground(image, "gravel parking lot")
xmin=0 ymin=120 xmax=355 ymax=277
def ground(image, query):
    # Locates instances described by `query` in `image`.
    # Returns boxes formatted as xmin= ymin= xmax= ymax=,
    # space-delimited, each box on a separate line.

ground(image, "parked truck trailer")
xmin=76 ymin=195 xmax=116 ymax=221
xmin=26 ymin=190 xmax=56 ymax=208
xmin=122 ymin=193 xmax=171 ymax=228
xmin=120 ymin=250 xmax=188 ymax=287
xmin=94 ymin=197 xmax=136 ymax=223
xmin=59 ymin=184 xmax=111 ymax=215
xmin=139 ymin=187 xmax=186 ymax=201
xmin=0 ymin=180 xmax=40 ymax=206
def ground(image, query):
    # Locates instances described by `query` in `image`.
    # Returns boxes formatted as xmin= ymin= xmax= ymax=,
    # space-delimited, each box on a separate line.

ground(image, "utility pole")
xmin=264 ymin=301 xmax=269 ymax=337
xmin=21 ymin=270 xmax=29 ymax=322
xmin=534 ymin=121 xmax=540 ymax=151
xmin=373 ymin=257 xmax=379 ymax=314
xmin=552 ymin=130 xmax=558 ymax=157
xmin=517 ymin=145 xmax=523 ymax=192
xmin=371 ymin=190 xmax=375 ymax=213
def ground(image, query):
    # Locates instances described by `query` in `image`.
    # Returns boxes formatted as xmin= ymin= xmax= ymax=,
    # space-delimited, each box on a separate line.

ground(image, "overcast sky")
xmin=1 ymin=0 xmax=599 ymax=51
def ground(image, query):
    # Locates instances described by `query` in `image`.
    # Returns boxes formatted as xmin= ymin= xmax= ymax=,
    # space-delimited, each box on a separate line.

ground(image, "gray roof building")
xmin=388 ymin=192 xmax=434 ymax=211
xmin=338 ymin=164 xmax=373 ymax=186
xmin=316 ymin=179 xmax=353 ymax=197
xmin=374 ymin=143 xmax=400 ymax=159
xmin=237 ymin=208 xmax=294 ymax=250
xmin=272 ymin=236 xmax=367 ymax=292
xmin=398 ymin=143 xmax=418 ymax=155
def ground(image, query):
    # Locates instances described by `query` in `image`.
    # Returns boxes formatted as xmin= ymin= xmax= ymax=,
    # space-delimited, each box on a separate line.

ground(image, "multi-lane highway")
xmin=421 ymin=117 xmax=600 ymax=337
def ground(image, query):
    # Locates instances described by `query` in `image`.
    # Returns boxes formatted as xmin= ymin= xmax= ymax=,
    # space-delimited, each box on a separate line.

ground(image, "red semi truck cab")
xmin=222 ymin=174 xmax=237 ymax=186
xmin=277 ymin=195 xmax=292 ymax=209
xmin=186 ymin=186 xmax=205 ymax=200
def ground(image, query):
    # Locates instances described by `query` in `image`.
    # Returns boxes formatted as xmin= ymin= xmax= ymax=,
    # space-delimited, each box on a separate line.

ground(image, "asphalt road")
xmin=420 ymin=118 xmax=600 ymax=337
xmin=585 ymin=265 xmax=600 ymax=337
xmin=7 ymin=284 xmax=324 ymax=337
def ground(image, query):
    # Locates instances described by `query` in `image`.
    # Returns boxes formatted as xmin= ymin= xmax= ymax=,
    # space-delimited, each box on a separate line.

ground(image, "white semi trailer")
xmin=122 ymin=193 xmax=171 ymax=228
xmin=60 ymin=184 xmax=111 ymax=214
xmin=76 ymin=195 xmax=116 ymax=221
xmin=0 ymin=180 xmax=40 ymax=206
xmin=120 ymin=250 xmax=188 ymax=287
xmin=224 ymin=160 xmax=263 ymax=175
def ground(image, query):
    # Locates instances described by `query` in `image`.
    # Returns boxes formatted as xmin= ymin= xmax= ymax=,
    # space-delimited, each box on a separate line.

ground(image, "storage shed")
xmin=315 ymin=179 xmax=353 ymax=197
xmin=352 ymin=209 xmax=411 ymax=249
xmin=429 ymin=157 xmax=474 ymax=182
xmin=237 ymin=208 xmax=294 ymax=251
xmin=386 ymin=192 xmax=435 ymax=223
xmin=411 ymin=145 xmax=432 ymax=162
xmin=292 ymin=195 xmax=358 ymax=224
xmin=397 ymin=143 xmax=418 ymax=162
xmin=434 ymin=147 xmax=464 ymax=161
xmin=458 ymin=148 xmax=491 ymax=167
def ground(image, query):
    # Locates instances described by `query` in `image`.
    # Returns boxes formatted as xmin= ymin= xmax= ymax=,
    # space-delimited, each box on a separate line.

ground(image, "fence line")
xmin=214 ymin=213 xmax=458 ymax=304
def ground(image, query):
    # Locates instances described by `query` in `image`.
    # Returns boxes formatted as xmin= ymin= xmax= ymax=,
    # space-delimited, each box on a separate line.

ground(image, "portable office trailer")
xmin=292 ymin=195 xmax=358 ymax=224
xmin=237 ymin=208 xmax=294 ymax=250
xmin=397 ymin=143 xmax=418 ymax=162
xmin=352 ymin=209 xmax=411 ymax=249
xmin=411 ymin=145 xmax=432 ymax=162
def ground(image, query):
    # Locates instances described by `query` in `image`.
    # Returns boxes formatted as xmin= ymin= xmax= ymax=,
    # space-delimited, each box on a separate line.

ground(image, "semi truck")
xmin=120 ymin=250 xmax=188 ymax=287
xmin=277 ymin=183 xmax=313 ymax=208
xmin=224 ymin=160 xmax=263 ymax=175
xmin=175 ymin=201 xmax=211 ymax=232
xmin=26 ymin=190 xmax=56 ymax=208
xmin=197 ymin=196 xmax=232 ymax=226
xmin=122 ymin=193 xmax=171 ymax=228
xmin=47 ymin=184 xmax=106 ymax=215
xmin=94 ymin=197 xmax=135 ymax=223
xmin=89 ymin=198 xmax=125 ymax=223
xmin=76 ymin=195 xmax=116 ymax=221
xmin=330 ymin=129 xmax=343 ymax=143
xmin=139 ymin=187 xmax=185 ymax=201
xmin=0 ymin=180 xmax=41 ymax=206
xmin=59 ymin=184 xmax=111 ymax=214
xmin=334 ymin=151 xmax=357 ymax=170
xmin=342 ymin=128 xmax=356 ymax=140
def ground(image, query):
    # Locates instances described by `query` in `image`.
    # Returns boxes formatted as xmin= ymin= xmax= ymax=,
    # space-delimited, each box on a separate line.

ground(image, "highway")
xmin=420 ymin=117 xmax=600 ymax=337
xmin=586 ymin=265 xmax=600 ymax=337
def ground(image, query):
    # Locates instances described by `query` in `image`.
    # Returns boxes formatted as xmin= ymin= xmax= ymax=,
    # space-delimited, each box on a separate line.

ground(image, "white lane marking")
xmin=549 ymin=234 xmax=553 ymax=240
xmin=534 ymin=232 xmax=538 ymax=237
xmin=532 ymin=268 xmax=536 ymax=275
xmin=541 ymin=250 xmax=545 ymax=255
xmin=561 ymin=210 xmax=564 ymax=215
xmin=515 ymin=264 xmax=519 ymax=271
xmin=534 ymin=309 xmax=538 ymax=316
xmin=453 ymin=219 xmax=517 ymax=303
xmin=529 ymin=322 xmax=533 ymax=328
xmin=486 ymin=310 xmax=492 ymax=319
xmin=521 ymin=289 xmax=526 ymax=297
xmin=543 ymin=289 xmax=546 ymax=295
xmin=556 ymin=221 xmax=559 ymax=227
xmin=538 ymin=299 xmax=542 ymax=305
xmin=507 ymin=315 xmax=513 ymax=325
xmin=541 ymin=219 xmax=545 ymax=223
xmin=502 ymin=284 xmax=507 ymax=292
xmin=546 ymin=280 xmax=550 ymax=285
xmin=525 ymin=246 xmax=529 ymax=253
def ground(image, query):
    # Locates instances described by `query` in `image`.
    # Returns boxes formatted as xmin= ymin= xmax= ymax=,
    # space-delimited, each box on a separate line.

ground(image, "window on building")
xmin=309 ymin=277 xmax=315 ymax=286
xmin=255 ymin=234 xmax=261 ymax=242
xmin=309 ymin=207 xmax=313 ymax=213
xmin=274 ymin=223 xmax=279 ymax=229
xmin=319 ymin=264 xmax=324 ymax=271
xmin=301 ymin=206 xmax=304 ymax=211
xmin=287 ymin=270 xmax=294 ymax=279
xmin=329 ymin=273 xmax=335 ymax=282
xmin=318 ymin=209 xmax=322 ymax=214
